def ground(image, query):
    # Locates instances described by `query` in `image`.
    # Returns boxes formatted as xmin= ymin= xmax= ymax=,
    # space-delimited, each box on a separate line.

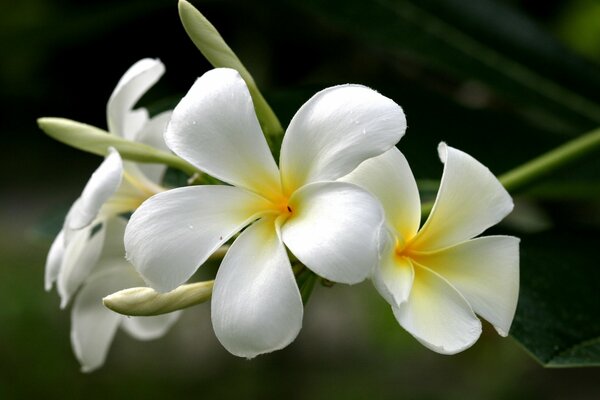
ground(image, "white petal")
xmin=281 ymin=182 xmax=384 ymax=284
xmin=45 ymin=230 xmax=65 ymax=291
xmin=134 ymin=110 xmax=171 ymax=151
xmin=341 ymin=147 xmax=421 ymax=242
xmin=133 ymin=110 xmax=172 ymax=183
xmin=279 ymin=84 xmax=406 ymax=192
xmin=71 ymin=265 xmax=129 ymax=372
xmin=125 ymin=185 xmax=272 ymax=292
xmin=393 ymin=262 xmax=482 ymax=354
xmin=107 ymin=58 xmax=165 ymax=139
xmin=411 ymin=236 xmax=520 ymax=336
xmin=211 ymin=217 xmax=303 ymax=358
xmin=165 ymin=68 xmax=281 ymax=199
xmin=121 ymin=312 xmax=181 ymax=341
xmin=372 ymin=229 xmax=415 ymax=307
xmin=58 ymin=222 xmax=105 ymax=308
xmin=412 ymin=143 xmax=513 ymax=251
xmin=67 ymin=149 xmax=123 ymax=230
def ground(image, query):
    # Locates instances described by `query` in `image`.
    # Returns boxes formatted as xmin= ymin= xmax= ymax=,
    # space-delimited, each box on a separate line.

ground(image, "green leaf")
xmin=37 ymin=117 xmax=200 ymax=177
xmin=178 ymin=0 xmax=284 ymax=143
xmin=511 ymin=229 xmax=600 ymax=367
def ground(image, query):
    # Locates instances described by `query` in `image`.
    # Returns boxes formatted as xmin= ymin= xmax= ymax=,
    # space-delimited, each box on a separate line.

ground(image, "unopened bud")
xmin=103 ymin=280 xmax=214 ymax=316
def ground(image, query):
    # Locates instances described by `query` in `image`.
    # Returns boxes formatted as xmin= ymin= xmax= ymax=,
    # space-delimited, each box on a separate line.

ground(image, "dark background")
xmin=1 ymin=0 xmax=599 ymax=398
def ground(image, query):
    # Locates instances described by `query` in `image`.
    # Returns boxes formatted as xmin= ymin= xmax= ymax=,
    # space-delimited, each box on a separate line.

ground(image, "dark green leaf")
xmin=511 ymin=229 xmax=600 ymax=367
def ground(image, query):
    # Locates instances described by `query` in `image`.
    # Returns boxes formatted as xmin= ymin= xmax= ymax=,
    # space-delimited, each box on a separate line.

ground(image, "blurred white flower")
xmin=125 ymin=67 xmax=407 ymax=358
xmin=44 ymin=58 xmax=179 ymax=371
xmin=342 ymin=143 xmax=520 ymax=354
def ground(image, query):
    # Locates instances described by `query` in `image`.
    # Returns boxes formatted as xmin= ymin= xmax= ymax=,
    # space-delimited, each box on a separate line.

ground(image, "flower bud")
xmin=103 ymin=280 xmax=214 ymax=316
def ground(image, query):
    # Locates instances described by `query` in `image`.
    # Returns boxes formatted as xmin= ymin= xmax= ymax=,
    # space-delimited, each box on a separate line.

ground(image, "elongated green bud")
xmin=178 ymin=0 xmax=284 ymax=142
xmin=38 ymin=117 xmax=201 ymax=177
xmin=103 ymin=281 xmax=214 ymax=316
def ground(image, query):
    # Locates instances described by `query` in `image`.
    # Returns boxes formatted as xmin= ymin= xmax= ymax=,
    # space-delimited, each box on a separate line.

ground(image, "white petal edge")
xmin=282 ymin=181 xmax=385 ymax=284
xmin=107 ymin=58 xmax=165 ymax=139
xmin=393 ymin=262 xmax=482 ymax=354
xmin=59 ymin=217 xmax=129 ymax=307
xmin=121 ymin=312 xmax=181 ymax=341
xmin=45 ymin=229 xmax=65 ymax=291
xmin=165 ymin=68 xmax=281 ymax=199
xmin=411 ymin=143 xmax=513 ymax=251
xmin=57 ymin=222 xmax=105 ymax=308
xmin=67 ymin=148 xmax=123 ymax=231
xmin=280 ymin=84 xmax=406 ymax=193
xmin=212 ymin=217 xmax=303 ymax=358
xmin=125 ymin=185 xmax=273 ymax=292
xmin=411 ymin=235 xmax=520 ymax=336
xmin=341 ymin=147 xmax=421 ymax=242
xmin=71 ymin=265 xmax=129 ymax=373
xmin=371 ymin=227 xmax=415 ymax=307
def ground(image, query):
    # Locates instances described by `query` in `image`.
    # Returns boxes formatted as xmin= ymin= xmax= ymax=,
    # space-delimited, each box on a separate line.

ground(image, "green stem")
xmin=38 ymin=117 xmax=204 ymax=178
xmin=247 ymin=84 xmax=285 ymax=146
xmin=498 ymin=127 xmax=600 ymax=193
xmin=178 ymin=0 xmax=284 ymax=147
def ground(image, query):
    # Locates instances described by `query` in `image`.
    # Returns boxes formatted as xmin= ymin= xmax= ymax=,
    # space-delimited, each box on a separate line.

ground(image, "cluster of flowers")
xmin=41 ymin=2 xmax=519 ymax=373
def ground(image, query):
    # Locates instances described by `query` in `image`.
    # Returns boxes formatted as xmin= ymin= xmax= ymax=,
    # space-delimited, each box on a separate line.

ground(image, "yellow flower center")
xmin=394 ymin=235 xmax=416 ymax=260
xmin=267 ymin=193 xmax=294 ymax=220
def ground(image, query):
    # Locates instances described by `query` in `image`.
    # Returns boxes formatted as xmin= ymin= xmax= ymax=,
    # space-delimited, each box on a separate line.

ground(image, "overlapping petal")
xmin=341 ymin=147 xmax=421 ymax=242
xmin=107 ymin=58 xmax=165 ymax=139
xmin=410 ymin=236 xmax=520 ymax=336
xmin=121 ymin=312 xmax=181 ymax=341
xmin=99 ymin=174 xmax=150 ymax=219
xmin=57 ymin=223 xmax=105 ymax=308
xmin=165 ymin=68 xmax=281 ymax=199
xmin=125 ymin=185 xmax=273 ymax=292
xmin=212 ymin=217 xmax=303 ymax=358
xmin=393 ymin=263 xmax=482 ymax=354
xmin=411 ymin=143 xmax=513 ymax=251
xmin=372 ymin=231 xmax=415 ymax=307
xmin=282 ymin=181 xmax=384 ymax=284
xmin=279 ymin=85 xmax=406 ymax=193
xmin=67 ymin=148 xmax=123 ymax=230
xmin=71 ymin=266 xmax=129 ymax=372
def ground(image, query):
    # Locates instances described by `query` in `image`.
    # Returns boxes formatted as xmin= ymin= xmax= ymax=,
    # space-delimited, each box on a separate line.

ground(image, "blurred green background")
xmin=1 ymin=0 xmax=599 ymax=398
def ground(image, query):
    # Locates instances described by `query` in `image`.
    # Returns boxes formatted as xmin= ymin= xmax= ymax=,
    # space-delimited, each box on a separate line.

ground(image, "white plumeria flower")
xmin=342 ymin=144 xmax=520 ymax=354
xmin=125 ymin=67 xmax=407 ymax=358
xmin=44 ymin=58 xmax=180 ymax=371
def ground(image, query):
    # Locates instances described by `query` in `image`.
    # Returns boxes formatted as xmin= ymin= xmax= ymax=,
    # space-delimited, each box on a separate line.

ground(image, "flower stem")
xmin=498 ymin=127 xmax=600 ymax=193
xmin=178 ymin=0 xmax=284 ymax=147
xmin=38 ymin=117 xmax=204 ymax=179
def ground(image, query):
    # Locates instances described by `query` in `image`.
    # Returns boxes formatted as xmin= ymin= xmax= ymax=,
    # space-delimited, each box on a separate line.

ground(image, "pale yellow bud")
xmin=103 ymin=280 xmax=214 ymax=316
